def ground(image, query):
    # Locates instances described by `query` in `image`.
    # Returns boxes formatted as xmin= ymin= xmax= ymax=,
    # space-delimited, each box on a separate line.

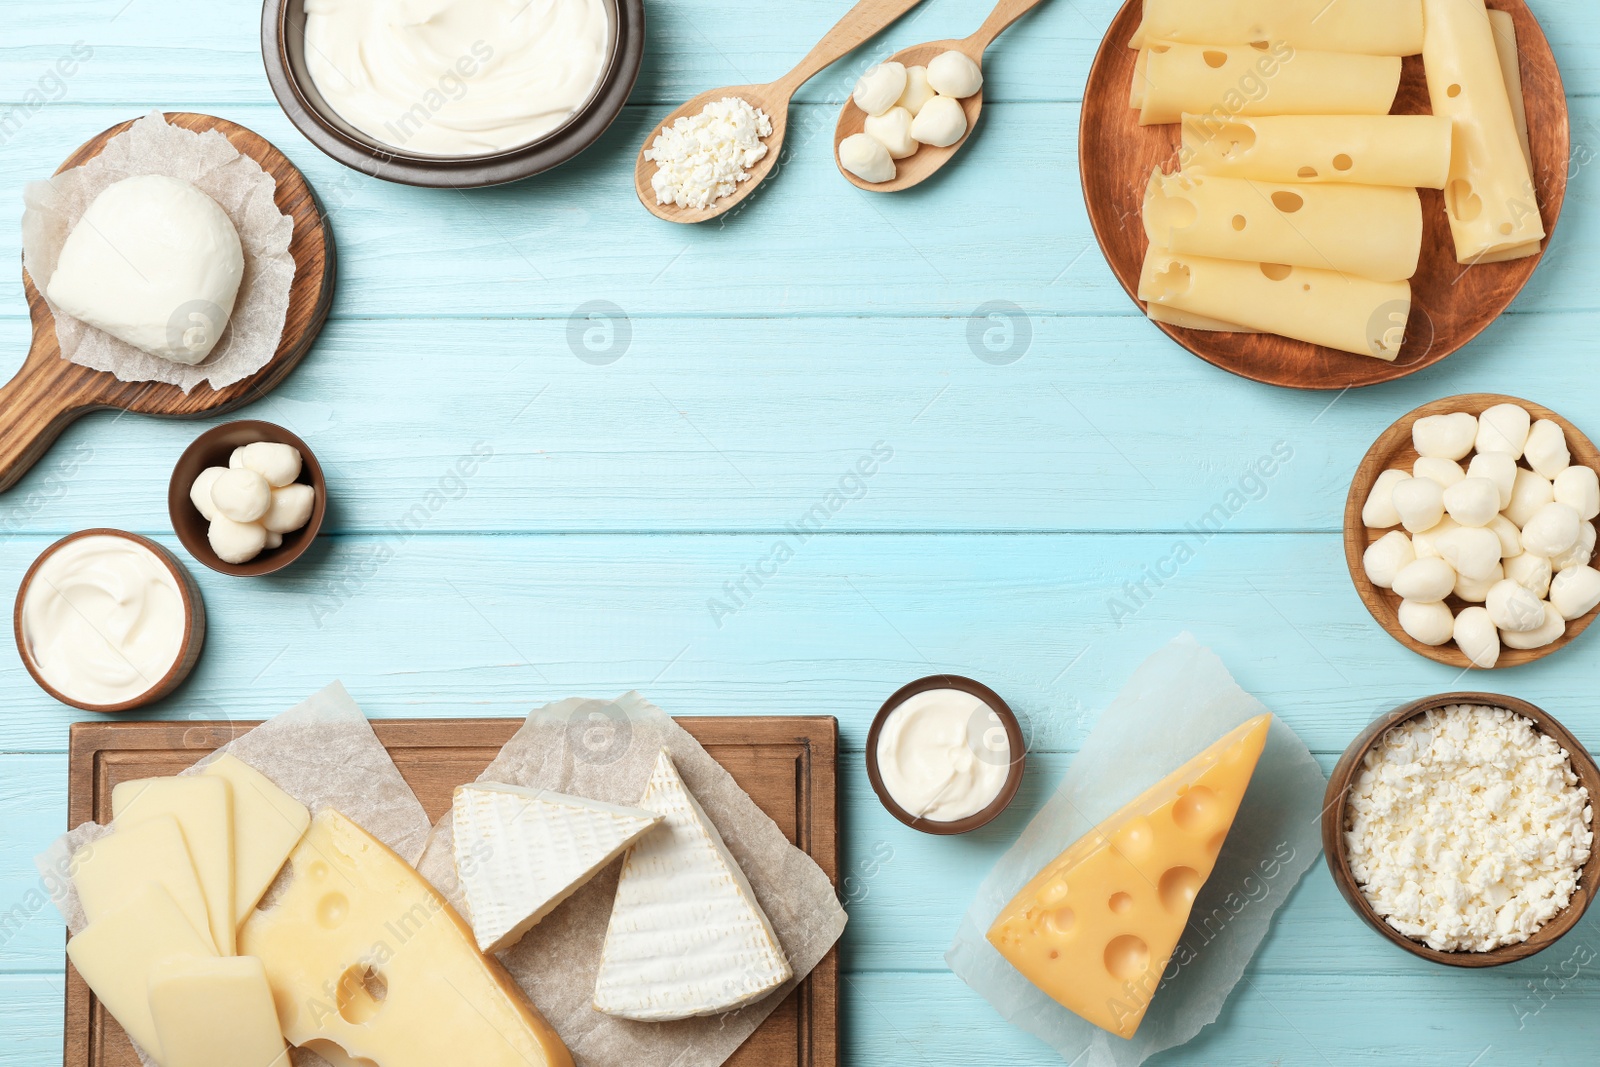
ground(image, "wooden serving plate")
xmin=63 ymin=716 xmax=839 ymax=1067
xmin=1 ymin=113 xmax=336 ymax=493
xmin=1322 ymin=691 xmax=1600 ymax=966
xmin=1080 ymin=0 xmax=1569 ymax=390
xmin=1343 ymin=393 xmax=1600 ymax=668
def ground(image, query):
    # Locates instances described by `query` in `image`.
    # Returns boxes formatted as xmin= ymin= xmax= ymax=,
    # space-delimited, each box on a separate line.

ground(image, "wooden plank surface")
xmin=62 ymin=716 xmax=838 ymax=1067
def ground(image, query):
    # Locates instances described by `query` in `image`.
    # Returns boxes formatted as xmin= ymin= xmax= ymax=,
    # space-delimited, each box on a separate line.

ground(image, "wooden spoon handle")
xmin=775 ymin=0 xmax=928 ymax=95
xmin=968 ymin=0 xmax=1052 ymax=52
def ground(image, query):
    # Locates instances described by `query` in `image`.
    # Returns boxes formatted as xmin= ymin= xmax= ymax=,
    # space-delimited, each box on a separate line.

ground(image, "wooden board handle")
xmin=0 ymin=325 xmax=103 ymax=493
xmin=776 ymin=0 xmax=928 ymax=95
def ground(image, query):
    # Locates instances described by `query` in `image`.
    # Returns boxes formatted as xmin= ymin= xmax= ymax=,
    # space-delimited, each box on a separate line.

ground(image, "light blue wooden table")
xmin=2 ymin=0 xmax=1598 ymax=1063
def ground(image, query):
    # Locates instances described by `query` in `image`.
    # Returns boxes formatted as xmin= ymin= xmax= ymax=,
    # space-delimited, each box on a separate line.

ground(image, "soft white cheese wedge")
xmin=452 ymin=782 xmax=661 ymax=954
xmin=46 ymin=174 xmax=244 ymax=366
xmin=593 ymin=749 xmax=792 ymax=1021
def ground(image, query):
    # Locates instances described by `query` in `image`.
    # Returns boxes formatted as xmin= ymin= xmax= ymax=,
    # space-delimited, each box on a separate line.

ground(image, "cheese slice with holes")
xmin=1422 ymin=0 xmax=1544 ymax=263
xmin=593 ymin=749 xmax=792 ymax=1020
xmin=72 ymin=814 xmax=217 ymax=953
xmin=149 ymin=955 xmax=291 ymax=1067
xmin=452 ymin=782 xmax=661 ymax=954
xmin=1143 ymin=169 xmax=1422 ymax=282
xmin=987 ymin=715 xmax=1271 ymax=1039
xmin=1130 ymin=0 xmax=1423 ymax=56
xmin=199 ymin=754 xmax=310 ymax=923
xmin=111 ymin=776 xmax=235 ymax=954
xmin=1181 ymin=114 xmax=1453 ymax=189
xmin=1139 ymin=42 xmax=1401 ymax=126
xmin=239 ymin=808 xmax=573 ymax=1067
xmin=1139 ymin=246 xmax=1411 ymax=359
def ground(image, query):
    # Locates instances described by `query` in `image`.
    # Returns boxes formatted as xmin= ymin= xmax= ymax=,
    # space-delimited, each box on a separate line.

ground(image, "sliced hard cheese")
xmin=200 ymin=754 xmax=310 ymax=922
xmin=1146 ymin=304 xmax=1258 ymax=334
xmin=1139 ymin=43 xmax=1401 ymax=126
xmin=593 ymin=749 xmax=792 ymax=1021
xmin=66 ymin=883 xmax=217 ymax=1061
xmin=1139 ymin=246 xmax=1411 ymax=359
xmin=1422 ymin=0 xmax=1544 ymax=263
xmin=239 ymin=808 xmax=572 ymax=1067
xmin=987 ymin=715 xmax=1272 ymax=1039
xmin=452 ymin=782 xmax=661 ymax=954
xmin=149 ymin=955 xmax=291 ymax=1067
xmin=1130 ymin=0 xmax=1423 ymax=56
xmin=1479 ymin=9 xmax=1540 ymax=264
xmin=1143 ymin=169 xmax=1422 ymax=283
xmin=72 ymin=815 xmax=216 ymax=952
xmin=1181 ymin=114 xmax=1453 ymax=189
xmin=111 ymin=776 xmax=235 ymax=954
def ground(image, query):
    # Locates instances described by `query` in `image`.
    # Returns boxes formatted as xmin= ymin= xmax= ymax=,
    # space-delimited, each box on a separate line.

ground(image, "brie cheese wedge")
xmin=593 ymin=749 xmax=792 ymax=1021
xmin=46 ymin=174 xmax=244 ymax=366
xmin=452 ymin=782 xmax=661 ymax=954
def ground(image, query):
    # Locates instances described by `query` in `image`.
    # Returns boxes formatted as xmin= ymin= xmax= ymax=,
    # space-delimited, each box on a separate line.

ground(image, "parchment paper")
xmin=946 ymin=634 xmax=1326 ymax=1067
xmin=415 ymin=691 xmax=849 ymax=1067
xmin=20 ymin=110 xmax=295 ymax=392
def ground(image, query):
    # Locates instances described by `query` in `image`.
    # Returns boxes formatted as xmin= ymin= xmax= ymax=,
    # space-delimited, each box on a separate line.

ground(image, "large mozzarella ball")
xmin=208 ymin=515 xmax=267 ymax=564
xmin=1476 ymin=403 xmax=1531 ymax=458
xmin=237 ymin=441 xmax=302 ymax=487
xmin=1520 ymin=502 xmax=1582 ymax=558
xmin=1505 ymin=552 xmax=1553 ymax=598
xmin=1412 ymin=411 xmax=1478 ymax=460
xmin=1413 ymin=457 xmax=1464 ymax=487
xmin=1505 ymin=468 xmax=1555 ymax=527
xmin=1486 ymin=579 xmax=1547 ymax=632
xmin=189 ymin=466 xmax=227 ymax=522
xmin=1361 ymin=469 xmax=1409 ymax=528
xmin=1466 ymin=451 xmax=1516 ymax=509
xmin=263 ymin=483 xmax=316 ymax=534
xmin=210 ymin=467 xmax=272 ymax=523
xmin=896 ymin=65 xmax=935 ymax=116
xmin=1399 ymin=599 xmax=1454 ymax=645
xmin=853 ymin=62 xmax=908 ymax=116
xmin=1363 ymin=531 xmax=1415 ymax=589
xmin=1551 ymin=521 xmax=1596 ymax=572
xmin=1435 ymin=526 xmax=1502 ymax=581
xmin=1392 ymin=476 xmax=1445 ymax=533
xmin=1551 ymin=566 xmax=1600 ymax=620
xmin=839 ymin=134 xmax=895 ymax=183
xmin=1524 ymin=419 xmax=1570 ymax=478
xmin=910 ymin=95 xmax=968 ymax=147
xmin=1442 ymin=477 xmax=1499 ymax=527
xmin=1454 ymin=562 xmax=1503 ymax=603
xmin=926 ymin=51 xmax=983 ymax=98
xmin=1453 ymin=606 xmax=1501 ymax=668
xmin=1501 ymin=602 xmax=1565 ymax=649
xmin=1391 ymin=557 xmax=1457 ymax=603
xmin=1553 ymin=465 xmax=1600 ymax=520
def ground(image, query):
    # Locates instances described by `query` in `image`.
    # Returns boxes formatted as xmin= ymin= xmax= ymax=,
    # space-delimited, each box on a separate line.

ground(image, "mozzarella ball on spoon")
xmin=1486 ymin=579 xmax=1547 ymax=632
xmin=210 ymin=468 xmax=272 ymax=523
xmin=853 ymin=62 xmax=908 ymax=116
xmin=208 ymin=515 xmax=267 ymax=564
xmin=1505 ymin=552 xmax=1553 ymax=599
xmin=1505 ymin=468 xmax=1554 ymax=528
xmin=926 ymin=51 xmax=983 ymax=97
xmin=911 ymin=96 xmax=968 ymax=147
xmin=1412 ymin=412 xmax=1478 ymax=460
xmin=1442 ymin=477 xmax=1499 ymax=527
xmin=1392 ymin=476 xmax=1444 ymax=533
xmin=1501 ymin=602 xmax=1565 ymax=649
xmin=1476 ymin=403 xmax=1531 ymax=458
xmin=839 ymin=134 xmax=895 ymax=183
xmin=1553 ymin=465 xmax=1600 ymax=520
xmin=1453 ymin=607 xmax=1501 ymax=668
xmin=1398 ymin=599 xmax=1454 ymax=645
xmin=1524 ymin=420 xmax=1570 ymax=478
xmin=1466 ymin=451 xmax=1516 ymax=509
xmin=896 ymin=65 xmax=935 ymax=116
xmin=1363 ymin=531 xmax=1414 ymax=589
xmin=864 ymin=107 xmax=917 ymax=159
xmin=1551 ymin=566 xmax=1600 ymax=620
xmin=1361 ymin=469 xmax=1408 ymax=528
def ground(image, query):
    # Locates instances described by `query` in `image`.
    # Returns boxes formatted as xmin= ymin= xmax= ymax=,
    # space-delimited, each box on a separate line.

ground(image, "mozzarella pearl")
xmin=1487 ymin=514 xmax=1523 ymax=559
xmin=1363 ymin=531 xmax=1415 ymax=589
xmin=1505 ymin=552 xmax=1553 ymax=599
xmin=1486 ymin=579 xmax=1547 ymax=632
xmin=1551 ymin=522 xmax=1596 ymax=572
xmin=1501 ymin=602 xmax=1565 ymax=649
xmin=1412 ymin=411 xmax=1478 ymax=460
xmin=839 ymin=134 xmax=895 ymax=183
xmin=1454 ymin=563 xmax=1503 ymax=604
xmin=1399 ymin=599 xmax=1454 ymax=645
xmin=1505 ymin=468 xmax=1554 ymax=528
xmin=910 ymin=95 xmax=968 ymax=148
xmin=853 ymin=62 xmax=907 ymax=116
xmin=1391 ymin=557 xmax=1457 ymax=603
xmin=1361 ymin=469 xmax=1408 ymax=528
xmin=926 ymin=51 xmax=983 ymax=98
xmin=236 ymin=441 xmax=302 ymax=487
xmin=1435 ymin=526 xmax=1502 ymax=581
xmin=208 ymin=515 xmax=267 ymax=564
xmin=263 ymin=483 xmax=316 ymax=535
xmin=1476 ymin=403 xmax=1531 ymax=458
xmin=1453 ymin=607 xmax=1501 ymax=668
xmin=1553 ymin=465 xmax=1600 ymax=520
xmin=1551 ymin=566 xmax=1600 ymax=620
xmin=1413 ymin=457 xmax=1464 ymax=487
xmin=189 ymin=466 xmax=227 ymax=522
xmin=1466 ymin=451 xmax=1516 ymax=509
xmin=1524 ymin=419 xmax=1570 ymax=478
xmin=210 ymin=468 xmax=271 ymax=523
xmin=1520 ymin=502 xmax=1582 ymax=558
xmin=1442 ymin=477 xmax=1499 ymax=527
xmin=1411 ymin=516 xmax=1459 ymax=560
xmin=864 ymin=106 xmax=917 ymax=159
xmin=1392 ymin=476 xmax=1445 ymax=533
xmin=896 ymin=65 xmax=935 ymax=116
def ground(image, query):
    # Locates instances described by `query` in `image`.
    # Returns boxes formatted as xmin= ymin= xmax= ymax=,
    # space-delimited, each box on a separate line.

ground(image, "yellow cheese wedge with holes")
xmin=987 ymin=715 xmax=1271 ymax=1039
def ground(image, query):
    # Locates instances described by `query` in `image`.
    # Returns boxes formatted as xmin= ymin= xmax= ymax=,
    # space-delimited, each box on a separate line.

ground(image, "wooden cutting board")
xmin=63 ymin=716 xmax=839 ymax=1067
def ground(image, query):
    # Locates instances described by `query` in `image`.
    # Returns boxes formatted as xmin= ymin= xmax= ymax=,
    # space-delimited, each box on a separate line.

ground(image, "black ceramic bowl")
xmin=261 ymin=0 xmax=645 ymax=187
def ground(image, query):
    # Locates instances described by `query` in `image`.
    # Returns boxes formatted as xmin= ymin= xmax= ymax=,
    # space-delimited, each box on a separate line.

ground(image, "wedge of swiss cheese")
xmin=987 ymin=714 xmax=1271 ymax=1039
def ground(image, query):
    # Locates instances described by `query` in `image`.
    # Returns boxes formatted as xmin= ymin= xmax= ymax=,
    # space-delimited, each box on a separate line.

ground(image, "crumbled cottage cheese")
xmin=1345 ymin=704 xmax=1593 ymax=952
xmin=643 ymin=97 xmax=773 ymax=210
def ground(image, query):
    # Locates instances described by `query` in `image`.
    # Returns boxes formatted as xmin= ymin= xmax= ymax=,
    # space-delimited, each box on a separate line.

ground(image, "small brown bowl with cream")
xmin=261 ymin=0 xmax=645 ymax=187
xmin=1324 ymin=692 xmax=1600 ymax=967
xmin=169 ymin=420 xmax=326 ymax=577
xmin=14 ymin=529 xmax=206 ymax=713
xmin=867 ymin=675 xmax=1025 ymax=835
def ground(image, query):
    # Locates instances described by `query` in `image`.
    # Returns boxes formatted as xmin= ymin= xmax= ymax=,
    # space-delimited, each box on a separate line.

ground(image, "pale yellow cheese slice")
xmin=111 ymin=776 xmax=235 ymax=954
xmin=1181 ymin=114 xmax=1453 ymax=189
xmin=1477 ymin=8 xmax=1540 ymax=264
xmin=149 ymin=955 xmax=291 ymax=1067
xmin=988 ymin=715 xmax=1271 ymax=1039
xmin=1130 ymin=0 xmax=1423 ymax=56
xmin=239 ymin=808 xmax=573 ymax=1067
xmin=200 ymin=754 xmax=310 ymax=923
xmin=1143 ymin=169 xmax=1422 ymax=282
xmin=1422 ymin=0 xmax=1544 ymax=263
xmin=1139 ymin=246 xmax=1411 ymax=359
xmin=66 ymin=883 xmax=217 ymax=1061
xmin=72 ymin=814 xmax=216 ymax=953
xmin=1139 ymin=42 xmax=1402 ymax=126
xmin=1145 ymin=304 xmax=1258 ymax=334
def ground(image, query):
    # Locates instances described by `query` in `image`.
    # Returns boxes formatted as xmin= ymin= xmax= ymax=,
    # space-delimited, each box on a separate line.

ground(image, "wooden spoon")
xmin=834 ymin=0 xmax=1049 ymax=192
xmin=635 ymin=0 xmax=927 ymax=223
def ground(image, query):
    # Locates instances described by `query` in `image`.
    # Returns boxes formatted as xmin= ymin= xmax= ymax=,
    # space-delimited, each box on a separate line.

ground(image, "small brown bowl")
xmin=866 ymin=675 xmax=1025 ymax=835
xmin=1323 ymin=692 xmax=1600 ymax=967
xmin=169 ymin=421 xmax=326 ymax=577
xmin=1344 ymin=393 xmax=1600 ymax=668
xmin=260 ymin=0 xmax=644 ymax=187
xmin=13 ymin=529 xmax=206 ymax=713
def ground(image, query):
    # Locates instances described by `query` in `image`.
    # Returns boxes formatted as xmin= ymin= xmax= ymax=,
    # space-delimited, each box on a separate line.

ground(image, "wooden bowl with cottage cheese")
xmin=1323 ymin=692 xmax=1600 ymax=967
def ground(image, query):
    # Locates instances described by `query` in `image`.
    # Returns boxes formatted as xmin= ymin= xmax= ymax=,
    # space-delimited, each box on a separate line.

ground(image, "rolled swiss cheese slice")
xmin=1476 ymin=7 xmax=1539 ymax=263
xmin=1138 ymin=42 xmax=1402 ymax=126
xmin=1145 ymin=304 xmax=1258 ymax=334
xmin=1143 ymin=170 xmax=1423 ymax=283
xmin=1180 ymin=114 xmax=1453 ymax=189
xmin=1129 ymin=0 xmax=1424 ymax=56
xmin=1138 ymin=247 xmax=1412 ymax=359
xmin=1422 ymin=0 xmax=1544 ymax=263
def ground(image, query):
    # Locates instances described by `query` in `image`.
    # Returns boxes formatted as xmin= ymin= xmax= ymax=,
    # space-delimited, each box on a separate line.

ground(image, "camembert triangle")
xmin=987 ymin=714 xmax=1271 ymax=1039
xmin=452 ymin=782 xmax=662 ymax=953
xmin=593 ymin=749 xmax=792 ymax=1021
